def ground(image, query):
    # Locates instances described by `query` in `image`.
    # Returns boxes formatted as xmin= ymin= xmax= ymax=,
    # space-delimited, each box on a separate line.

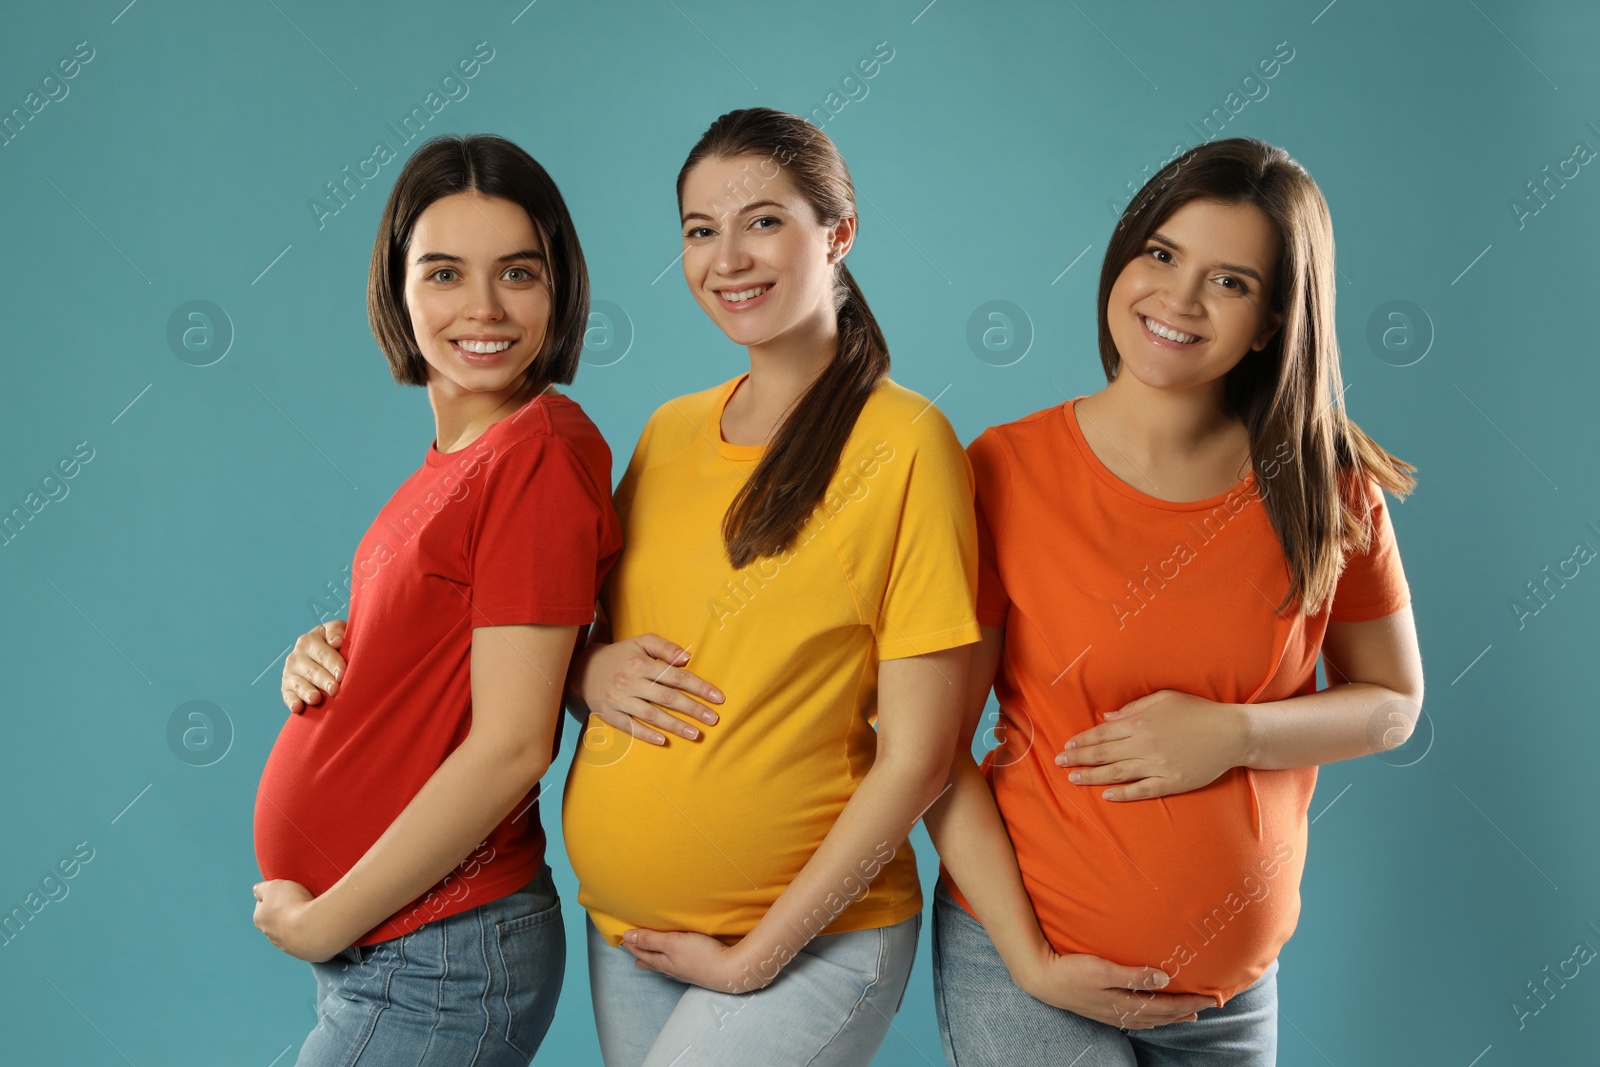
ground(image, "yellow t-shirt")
xmin=563 ymin=374 xmax=980 ymax=946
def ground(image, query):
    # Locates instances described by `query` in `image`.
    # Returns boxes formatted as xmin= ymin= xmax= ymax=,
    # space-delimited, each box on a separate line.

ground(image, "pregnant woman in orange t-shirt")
xmin=924 ymin=138 xmax=1425 ymax=1065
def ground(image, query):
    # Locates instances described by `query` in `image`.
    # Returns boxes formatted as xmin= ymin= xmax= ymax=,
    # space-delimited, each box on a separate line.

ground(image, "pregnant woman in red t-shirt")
xmin=924 ymin=138 xmax=1425 ymax=1064
xmin=251 ymin=134 xmax=621 ymax=1065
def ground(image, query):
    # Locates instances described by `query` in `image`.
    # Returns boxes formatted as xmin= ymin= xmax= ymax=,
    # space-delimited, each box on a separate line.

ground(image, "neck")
xmin=429 ymin=374 xmax=541 ymax=453
xmin=1088 ymin=371 xmax=1237 ymax=456
xmin=739 ymin=305 xmax=839 ymax=433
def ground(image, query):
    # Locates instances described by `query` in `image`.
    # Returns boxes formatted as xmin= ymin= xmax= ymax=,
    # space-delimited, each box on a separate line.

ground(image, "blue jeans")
xmin=932 ymin=883 xmax=1278 ymax=1066
xmin=586 ymin=912 xmax=920 ymax=1067
xmin=295 ymin=865 xmax=564 ymax=1066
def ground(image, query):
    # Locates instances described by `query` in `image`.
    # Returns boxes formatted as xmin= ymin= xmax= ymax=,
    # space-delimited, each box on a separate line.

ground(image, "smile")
xmin=717 ymin=284 xmax=772 ymax=308
xmin=452 ymin=339 xmax=514 ymax=354
xmin=1142 ymin=315 xmax=1202 ymax=345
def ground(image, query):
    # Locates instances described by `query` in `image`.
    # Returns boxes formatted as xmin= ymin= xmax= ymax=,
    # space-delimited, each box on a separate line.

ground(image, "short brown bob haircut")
xmin=367 ymin=133 xmax=589 ymax=388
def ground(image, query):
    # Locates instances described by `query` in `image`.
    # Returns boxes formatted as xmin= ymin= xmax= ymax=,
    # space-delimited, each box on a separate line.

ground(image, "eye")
xmin=751 ymin=215 xmax=781 ymax=230
xmin=685 ymin=225 xmax=713 ymax=239
xmin=1216 ymin=274 xmax=1249 ymax=293
xmin=1146 ymin=246 xmax=1173 ymax=264
xmin=428 ymin=268 xmax=457 ymax=282
xmin=503 ymin=266 xmax=539 ymax=282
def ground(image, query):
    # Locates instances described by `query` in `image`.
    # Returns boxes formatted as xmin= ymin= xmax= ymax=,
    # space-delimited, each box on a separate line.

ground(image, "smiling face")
xmin=1105 ymin=197 xmax=1284 ymax=394
xmin=403 ymin=191 xmax=553 ymax=396
xmin=678 ymin=154 xmax=853 ymax=349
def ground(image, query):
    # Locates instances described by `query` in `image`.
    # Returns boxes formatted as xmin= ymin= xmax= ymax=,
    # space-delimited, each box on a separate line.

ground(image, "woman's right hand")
xmin=1015 ymin=949 xmax=1213 ymax=1030
xmin=281 ymin=620 xmax=347 ymax=714
xmin=573 ymin=634 xmax=724 ymax=745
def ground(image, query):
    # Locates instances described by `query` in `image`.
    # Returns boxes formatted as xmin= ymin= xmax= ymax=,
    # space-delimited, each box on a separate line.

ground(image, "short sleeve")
xmin=1328 ymin=475 xmax=1411 ymax=624
xmin=968 ymin=429 xmax=1013 ymax=628
xmin=468 ymin=435 xmax=611 ymax=628
xmin=873 ymin=411 xmax=982 ymax=659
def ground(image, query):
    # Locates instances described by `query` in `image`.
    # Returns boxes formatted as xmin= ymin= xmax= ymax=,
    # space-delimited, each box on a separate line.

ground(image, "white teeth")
xmin=719 ymin=285 xmax=769 ymax=303
xmin=1143 ymin=316 xmax=1198 ymax=344
xmin=455 ymin=339 xmax=512 ymax=354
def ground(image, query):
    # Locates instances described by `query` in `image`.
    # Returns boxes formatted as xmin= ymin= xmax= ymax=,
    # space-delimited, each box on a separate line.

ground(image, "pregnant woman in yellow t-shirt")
xmin=561 ymin=107 xmax=980 ymax=1066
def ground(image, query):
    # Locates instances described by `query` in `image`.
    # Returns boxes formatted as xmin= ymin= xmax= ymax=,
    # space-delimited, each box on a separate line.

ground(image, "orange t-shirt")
xmin=942 ymin=398 xmax=1411 ymax=1004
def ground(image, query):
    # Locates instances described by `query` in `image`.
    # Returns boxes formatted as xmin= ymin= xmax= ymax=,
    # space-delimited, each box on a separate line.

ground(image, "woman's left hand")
xmin=1057 ymin=690 xmax=1250 ymax=801
xmin=252 ymin=879 xmax=343 ymax=962
xmin=621 ymin=928 xmax=772 ymax=995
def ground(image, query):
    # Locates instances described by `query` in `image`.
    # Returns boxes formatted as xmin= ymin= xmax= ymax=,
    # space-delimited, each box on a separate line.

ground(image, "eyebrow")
xmin=681 ymin=199 xmax=787 ymax=225
xmin=1147 ymin=232 xmax=1265 ymax=285
xmin=412 ymin=249 xmax=547 ymax=266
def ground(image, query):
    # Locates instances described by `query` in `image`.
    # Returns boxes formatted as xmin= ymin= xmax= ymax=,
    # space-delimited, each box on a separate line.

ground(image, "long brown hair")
xmin=677 ymin=108 xmax=890 ymax=569
xmin=1097 ymin=137 xmax=1415 ymax=615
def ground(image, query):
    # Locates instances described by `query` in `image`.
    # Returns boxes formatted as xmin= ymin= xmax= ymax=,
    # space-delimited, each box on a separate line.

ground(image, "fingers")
xmin=321 ymin=619 xmax=347 ymax=645
xmin=633 ymin=633 xmax=691 ymax=669
xmin=1099 ymin=961 xmax=1170 ymax=992
xmin=1063 ymin=760 xmax=1149 ymax=786
xmin=594 ymin=707 xmax=667 ymax=747
xmin=281 ymin=669 xmax=332 ymax=709
xmin=642 ymin=683 xmax=716 ymax=732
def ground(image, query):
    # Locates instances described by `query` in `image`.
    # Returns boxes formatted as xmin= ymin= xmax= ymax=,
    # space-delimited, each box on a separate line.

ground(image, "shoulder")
xmin=483 ymin=394 xmax=613 ymax=498
xmin=855 ymin=378 xmax=964 ymax=458
xmin=632 ymin=378 xmax=736 ymax=458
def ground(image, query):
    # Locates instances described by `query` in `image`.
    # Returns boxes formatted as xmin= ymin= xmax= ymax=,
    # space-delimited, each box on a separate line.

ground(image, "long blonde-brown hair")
xmin=678 ymin=108 xmax=890 ymax=570
xmin=1098 ymin=137 xmax=1415 ymax=615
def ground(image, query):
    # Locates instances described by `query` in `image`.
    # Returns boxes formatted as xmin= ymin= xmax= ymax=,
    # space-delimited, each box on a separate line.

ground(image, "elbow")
xmin=1370 ymin=686 xmax=1424 ymax=755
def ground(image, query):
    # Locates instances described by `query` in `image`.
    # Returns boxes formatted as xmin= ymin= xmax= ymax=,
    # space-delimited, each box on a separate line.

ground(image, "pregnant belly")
xmin=999 ymin=762 xmax=1314 ymax=1002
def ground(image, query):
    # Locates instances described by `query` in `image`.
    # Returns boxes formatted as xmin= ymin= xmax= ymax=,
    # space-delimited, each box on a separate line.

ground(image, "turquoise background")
xmin=1 ymin=1 xmax=1595 ymax=1063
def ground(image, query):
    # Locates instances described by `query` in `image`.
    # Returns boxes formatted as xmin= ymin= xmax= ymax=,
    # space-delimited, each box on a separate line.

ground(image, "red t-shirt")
xmin=254 ymin=393 xmax=621 ymax=946
xmin=942 ymin=399 xmax=1411 ymax=1003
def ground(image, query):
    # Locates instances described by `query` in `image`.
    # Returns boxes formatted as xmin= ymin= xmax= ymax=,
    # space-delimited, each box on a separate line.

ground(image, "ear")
xmin=1252 ymin=308 xmax=1285 ymax=352
xmin=827 ymin=214 xmax=859 ymax=263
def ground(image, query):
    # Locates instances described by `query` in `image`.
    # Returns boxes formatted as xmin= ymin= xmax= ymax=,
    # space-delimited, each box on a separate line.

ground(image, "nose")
xmin=713 ymin=225 xmax=754 ymax=278
xmin=1159 ymin=269 xmax=1206 ymax=319
xmin=462 ymin=276 xmax=505 ymax=322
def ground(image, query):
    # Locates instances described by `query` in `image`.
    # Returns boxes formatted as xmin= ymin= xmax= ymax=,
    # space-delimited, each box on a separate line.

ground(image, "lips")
xmin=715 ymin=283 xmax=774 ymax=310
xmin=1140 ymin=314 xmax=1203 ymax=346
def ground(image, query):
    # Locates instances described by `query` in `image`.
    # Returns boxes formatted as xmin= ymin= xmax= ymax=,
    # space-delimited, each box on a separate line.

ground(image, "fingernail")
xmin=702 ymin=711 xmax=719 ymax=724
xmin=709 ymin=689 xmax=724 ymax=702
xmin=686 ymin=728 xmax=700 ymax=740
xmin=1152 ymin=972 xmax=1169 ymax=988
xmin=1068 ymin=771 xmax=1081 ymax=783
xmin=1065 ymin=740 xmax=1076 ymax=749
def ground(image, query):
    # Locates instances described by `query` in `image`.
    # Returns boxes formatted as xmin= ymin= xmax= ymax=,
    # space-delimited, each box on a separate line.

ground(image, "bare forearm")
xmin=312 ymin=739 xmax=548 ymax=947
xmin=923 ymin=753 xmax=1050 ymax=982
xmin=1242 ymin=681 xmax=1422 ymax=770
xmin=733 ymin=755 xmax=947 ymax=988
